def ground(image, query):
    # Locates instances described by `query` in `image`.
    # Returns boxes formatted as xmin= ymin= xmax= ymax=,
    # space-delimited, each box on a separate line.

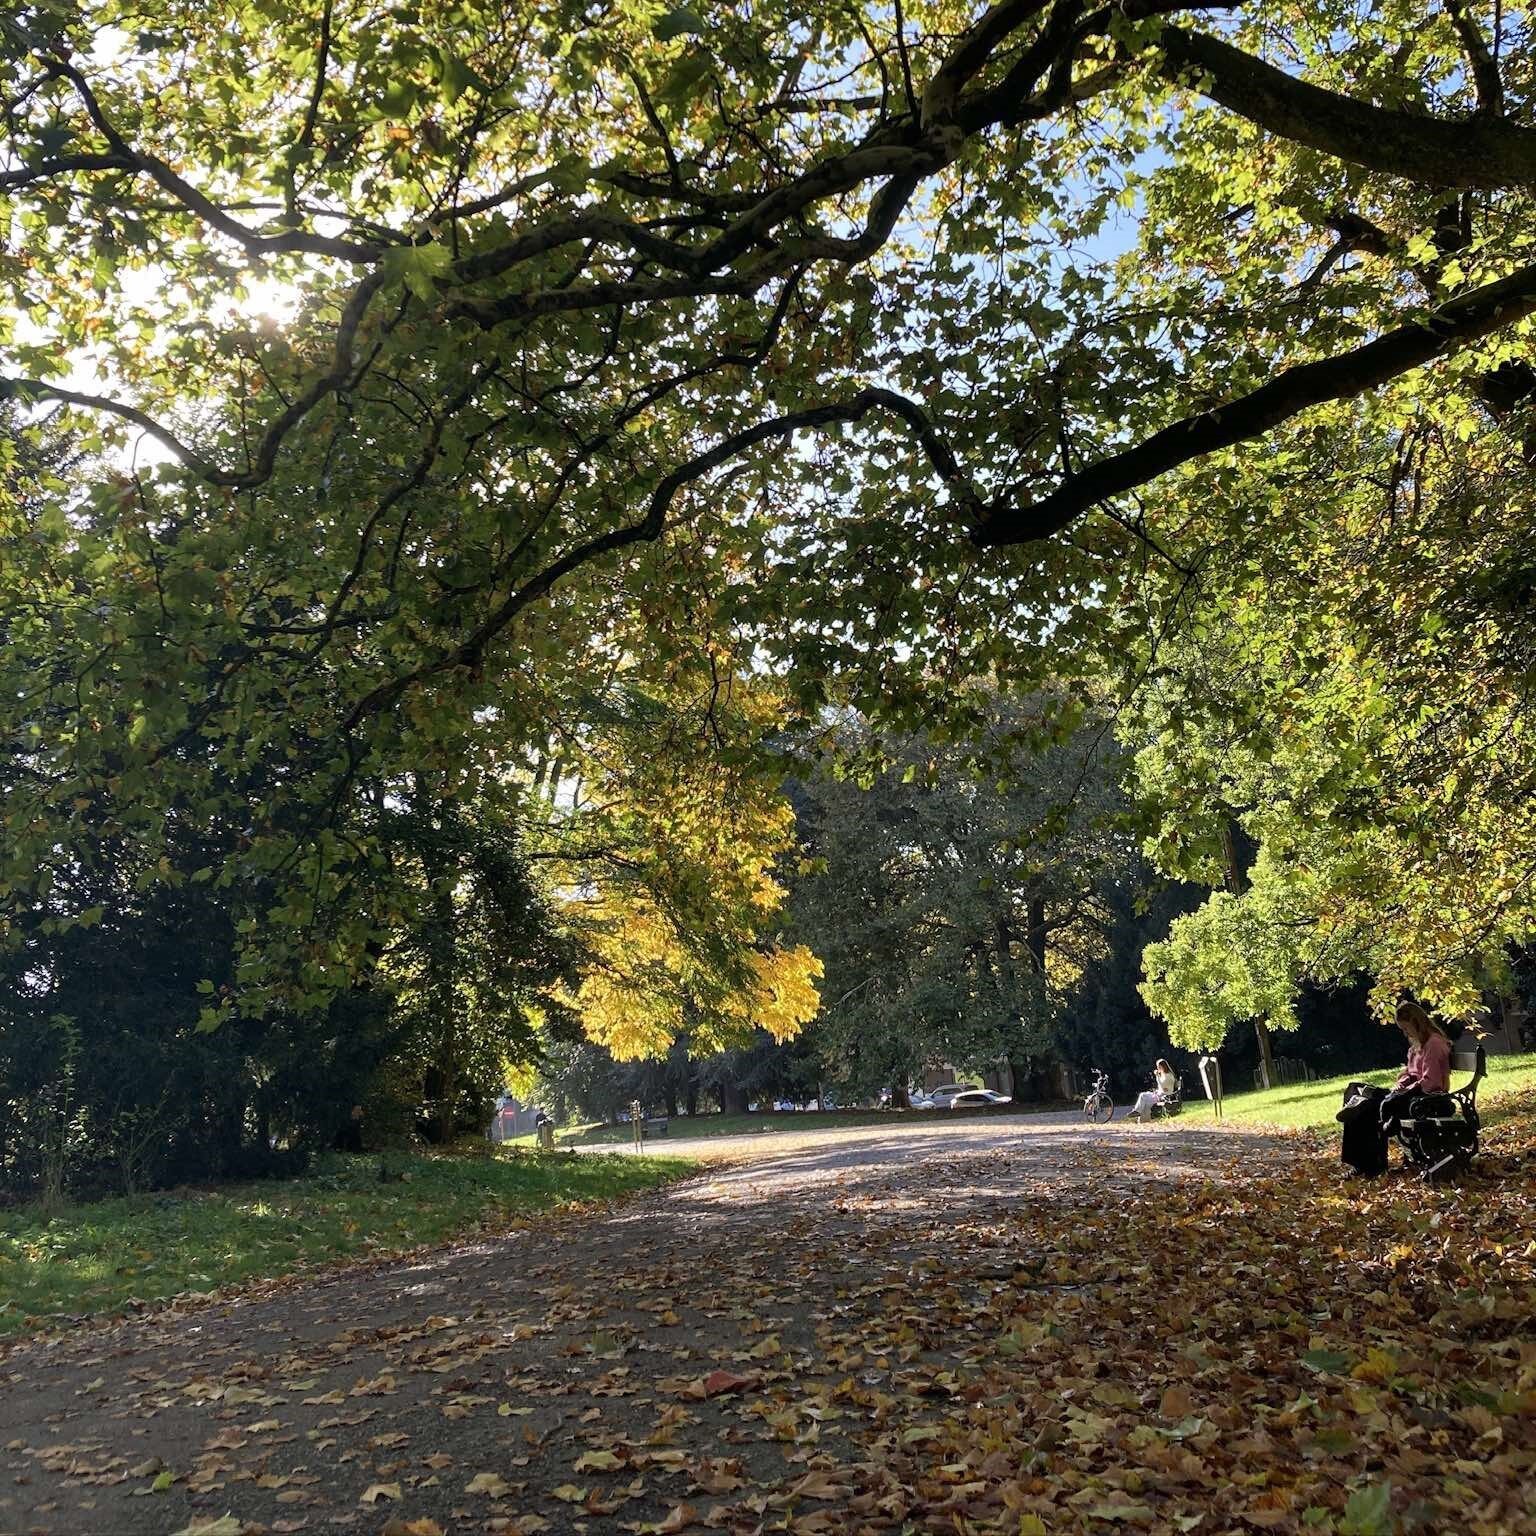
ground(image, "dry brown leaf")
xmin=465 ymin=1471 xmax=512 ymax=1497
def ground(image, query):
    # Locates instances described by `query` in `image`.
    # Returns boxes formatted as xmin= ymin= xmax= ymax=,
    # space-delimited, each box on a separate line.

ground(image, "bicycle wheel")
xmin=1092 ymin=1096 xmax=1113 ymax=1124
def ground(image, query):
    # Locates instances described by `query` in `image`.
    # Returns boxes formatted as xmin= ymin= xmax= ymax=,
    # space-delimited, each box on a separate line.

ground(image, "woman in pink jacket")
xmin=1379 ymin=1001 xmax=1452 ymax=1132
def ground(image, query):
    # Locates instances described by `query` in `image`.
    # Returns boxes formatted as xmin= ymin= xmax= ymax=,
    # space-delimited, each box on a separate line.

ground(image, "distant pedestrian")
xmin=1127 ymin=1060 xmax=1177 ymax=1123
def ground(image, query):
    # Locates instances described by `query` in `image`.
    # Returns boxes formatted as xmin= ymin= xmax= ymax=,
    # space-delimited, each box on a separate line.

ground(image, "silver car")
xmin=948 ymin=1089 xmax=1012 ymax=1109
xmin=928 ymin=1083 xmax=982 ymax=1108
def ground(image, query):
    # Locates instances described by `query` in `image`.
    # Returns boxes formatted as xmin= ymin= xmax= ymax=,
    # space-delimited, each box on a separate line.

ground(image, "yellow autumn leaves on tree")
xmin=535 ymin=672 xmax=821 ymax=1060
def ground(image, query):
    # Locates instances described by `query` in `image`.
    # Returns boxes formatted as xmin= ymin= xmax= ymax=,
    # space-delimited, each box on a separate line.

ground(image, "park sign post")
xmin=1198 ymin=1055 xmax=1224 ymax=1119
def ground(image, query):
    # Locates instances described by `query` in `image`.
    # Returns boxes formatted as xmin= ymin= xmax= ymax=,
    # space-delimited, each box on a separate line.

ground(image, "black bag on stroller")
xmin=1337 ymin=1083 xmax=1389 ymax=1175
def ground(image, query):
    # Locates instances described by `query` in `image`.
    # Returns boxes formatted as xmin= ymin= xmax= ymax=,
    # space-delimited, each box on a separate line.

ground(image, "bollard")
xmin=631 ymin=1099 xmax=644 ymax=1154
xmin=537 ymin=1121 xmax=554 ymax=1151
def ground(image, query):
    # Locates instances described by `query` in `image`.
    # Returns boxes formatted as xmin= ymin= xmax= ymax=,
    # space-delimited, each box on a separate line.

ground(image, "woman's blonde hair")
xmin=1395 ymin=1001 xmax=1439 ymax=1044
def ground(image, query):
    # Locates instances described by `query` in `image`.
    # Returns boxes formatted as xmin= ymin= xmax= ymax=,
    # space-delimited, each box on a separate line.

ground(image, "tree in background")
xmin=1131 ymin=399 xmax=1536 ymax=1049
xmin=535 ymin=1029 xmax=825 ymax=1122
xmin=1 ymin=400 xmax=818 ymax=1192
xmin=528 ymin=667 xmax=822 ymax=1064
xmin=784 ymin=698 xmax=1137 ymax=1103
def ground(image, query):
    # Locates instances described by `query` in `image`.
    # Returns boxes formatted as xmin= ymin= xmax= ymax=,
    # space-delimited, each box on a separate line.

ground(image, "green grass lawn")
xmin=0 ymin=1147 xmax=692 ymax=1338
xmin=1188 ymin=1048 xmax=1536 ymax=1130
xmin=532 ymin=1102 xmax=1058 ymax=1147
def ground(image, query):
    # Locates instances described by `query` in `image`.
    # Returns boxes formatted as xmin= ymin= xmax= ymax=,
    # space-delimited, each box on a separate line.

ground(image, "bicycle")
xmin=1082 ymin=1069 xmax=1114 ymax=1124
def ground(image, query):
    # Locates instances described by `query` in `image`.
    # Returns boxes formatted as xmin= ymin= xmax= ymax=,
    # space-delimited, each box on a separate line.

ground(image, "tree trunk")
xmin=1004 ymin=895 xmax=1049 ymax=1101
xmin=685 ymin=1072 xmax=699 ymax=1117
xmin=1024 ymin=896 xmax=1047 ymax=974
xmin=890 ymin=1083 xmax=910 ymax=1109
xmin=720 ymin=1078 xmax=750 ymax=1115
xmin=1253 ymin=1018 xmax=1276 ymax=1092
xmin=1004 ymin=1054 xmax=1028 ymax=1102
xmin=664 ymin=1082 xmax=679 ymax=1118
xmin=1222 ymin=817 xmax=1274 ymax=1087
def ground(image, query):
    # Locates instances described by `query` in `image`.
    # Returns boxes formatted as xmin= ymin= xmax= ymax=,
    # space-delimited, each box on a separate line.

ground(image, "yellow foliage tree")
xmin=538 ymin=671 xmax=821 ymax=1060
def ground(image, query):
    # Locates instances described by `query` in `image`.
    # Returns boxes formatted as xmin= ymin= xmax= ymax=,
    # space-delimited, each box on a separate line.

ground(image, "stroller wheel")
xmin=1423 ymin=1150 xmax=1467 ymax=1184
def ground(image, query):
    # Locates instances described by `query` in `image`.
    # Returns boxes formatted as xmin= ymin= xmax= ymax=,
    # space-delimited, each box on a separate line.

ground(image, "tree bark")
xmin=1220 ymin=817 xmax=1274 ymax=1089
xmin=1253 ymin=1017 xmax=1277 ymax=1092
xmin=1158 ymin=25 xmax=1536 ymax=191
xmin=1008 ymin=1053 xmax=1035 ymax=1103
xmin=1024 ymin=895 xmax=1047 ymax=974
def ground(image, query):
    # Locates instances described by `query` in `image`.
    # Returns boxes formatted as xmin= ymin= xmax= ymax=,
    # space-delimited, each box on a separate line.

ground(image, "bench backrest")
xmin=1452 ymin=1044 xmax=1487 ymax=1100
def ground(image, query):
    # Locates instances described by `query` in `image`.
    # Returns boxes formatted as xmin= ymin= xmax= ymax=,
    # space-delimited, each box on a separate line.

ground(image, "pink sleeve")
xmin=1418 ymin=1035 xmax=1451 ymax=1094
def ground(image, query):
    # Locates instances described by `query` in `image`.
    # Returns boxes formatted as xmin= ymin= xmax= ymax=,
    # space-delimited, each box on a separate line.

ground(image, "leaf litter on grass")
xmin=3 ymin=1106 xmax=1536 ymax=1536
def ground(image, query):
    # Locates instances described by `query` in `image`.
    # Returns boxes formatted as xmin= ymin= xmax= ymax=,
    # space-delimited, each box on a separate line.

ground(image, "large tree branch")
xmin=1158 ymin=24 xmax=1536 ymax=187
xmin=0 ymin=151 xmax=132 ymax=189
xmin=974 ymin=260 xmax=1536 ymax=545
xmin=13 ymin=0 xmax=1536 ymax=517
xmin=1 ymin=269 xmax=388 ymax=488
xmin=45 ymin=52 xmax=382 ymax=262
xmin=341 ymin=388 xmax=980 ymax=729
xmin=1442 ymin=0 xmax=1504 ymax=116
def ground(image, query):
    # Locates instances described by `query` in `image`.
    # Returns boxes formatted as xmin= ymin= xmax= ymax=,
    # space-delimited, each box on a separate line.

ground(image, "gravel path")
xmin=0 ymin=1114 xmax=1297 ymax=1536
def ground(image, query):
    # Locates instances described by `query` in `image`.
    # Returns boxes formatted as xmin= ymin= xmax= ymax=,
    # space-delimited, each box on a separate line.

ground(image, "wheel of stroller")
xmin=1423 ymin=1149 xmax=1470 ymax=1183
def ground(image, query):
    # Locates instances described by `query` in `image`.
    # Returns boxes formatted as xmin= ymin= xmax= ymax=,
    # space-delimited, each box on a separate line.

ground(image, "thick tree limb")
xmin=1442 ymin=0 xmax=1504 ymax=116
xmin=0 ymin=151 xmax=132 ymax=188
xmin=975 ymin=260 xmax=1536 ymax=545
xmin=45 ymin=52 xmax=382 ymax=262
xmin=0 ymin=379 xmax=219 ymax=476
xmin=342 ymin=389 xmax=980 ymax=729
xmin=1 ymin=269 xmax=388 ymax=489
xmin=12 ymin=0 xmax=1536 ymax=547
xmin=1158 ymin=25 xmax=1536 ymax=188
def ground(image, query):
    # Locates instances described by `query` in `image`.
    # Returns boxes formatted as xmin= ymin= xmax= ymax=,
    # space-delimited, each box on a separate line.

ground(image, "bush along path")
xmin=1 ymin=1107 xmax=1534 ymax=1536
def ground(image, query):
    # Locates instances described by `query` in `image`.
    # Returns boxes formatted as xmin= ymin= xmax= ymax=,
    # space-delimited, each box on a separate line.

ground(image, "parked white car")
xmin=948 ymin=1089 xmax=1012 ymax=1109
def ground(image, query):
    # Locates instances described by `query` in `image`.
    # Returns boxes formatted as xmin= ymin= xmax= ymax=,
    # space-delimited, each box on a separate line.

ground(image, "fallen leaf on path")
xmin=679 ymin=1370 xmax=758 ymax=1400
xmin=574 ymin=1449 xmax=624 ymax=1472
xmin=170 ymin=1518 xmax=245 ymax=1536
xmin=633 ymin=1504 xmax=698 ymax=1534
xmin=465 ymin=1472 xmax=512 ymax=1497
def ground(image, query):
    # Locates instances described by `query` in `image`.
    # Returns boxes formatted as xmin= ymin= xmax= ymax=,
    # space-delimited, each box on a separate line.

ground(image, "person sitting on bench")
xmin=1128 ymin=1059 xmax=1177 ymax=1123
xmin=1338 ymin=1000 xmax=1452 ymax=1174
xmin=1378 ymin=1001 xmax=1452 ymax=1133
